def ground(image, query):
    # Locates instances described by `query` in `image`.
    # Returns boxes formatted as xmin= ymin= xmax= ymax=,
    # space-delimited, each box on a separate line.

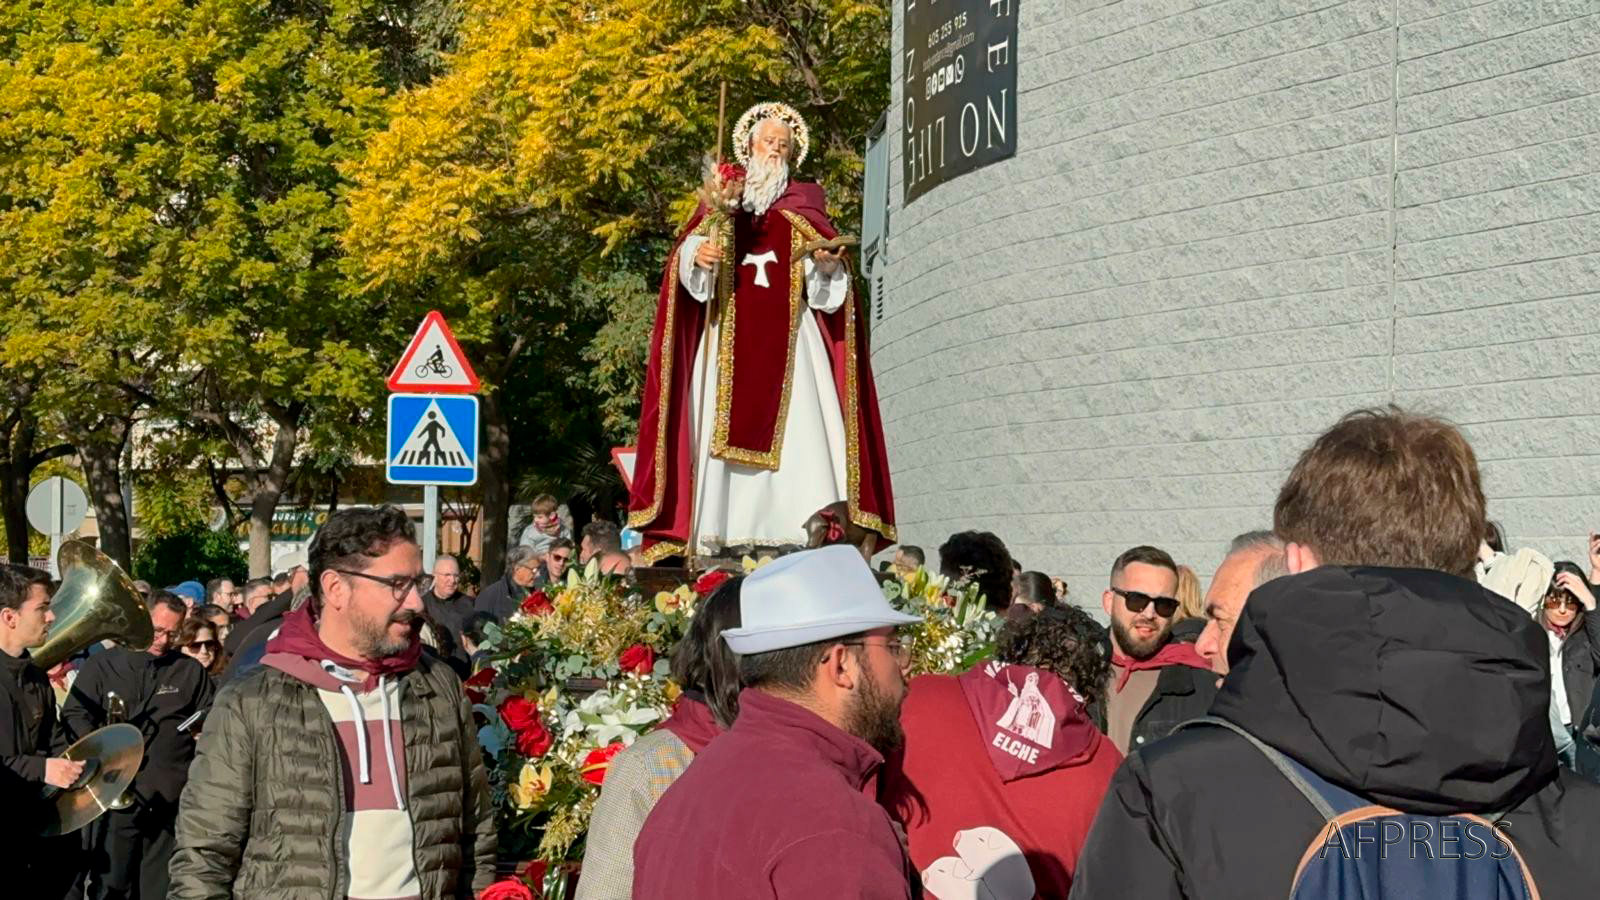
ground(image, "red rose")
xmin=498 ymin=695 xmax=540 ymax=733
xmin=520 ymin=859 xmax=547 ymax=892
xmin=693 ymin=570 xmax=731 ymax=596
xmin=579 ymin=742 xmax=628 ymax=785
xmin=716 ymin=162 xmax=746 ymax=184
xmin=520 ymin=590 xmax=553 ymax=616
xmin=479 ymin=877 xmax=535 ymax=900
xmin=618 ymin=643 xmax=655 ymax=675
xmin=515 ymin=720 xmax=553 ymax=758
xmin=463 ymin=667 xmax=497 ymax=705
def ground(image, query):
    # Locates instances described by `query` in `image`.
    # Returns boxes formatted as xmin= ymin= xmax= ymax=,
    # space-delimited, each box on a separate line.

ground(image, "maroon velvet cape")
xmin=627 ymin=182 xmax=896 ymax=563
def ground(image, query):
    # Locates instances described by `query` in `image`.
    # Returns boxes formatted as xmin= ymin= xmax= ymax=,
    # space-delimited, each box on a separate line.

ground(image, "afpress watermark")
xmin=1317 ymin=819 xmax=1513 ymax=861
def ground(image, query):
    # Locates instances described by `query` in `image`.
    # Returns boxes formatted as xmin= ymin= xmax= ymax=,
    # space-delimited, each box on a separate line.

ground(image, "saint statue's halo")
xmin=732 ymin=101 xmax=811 ymax=168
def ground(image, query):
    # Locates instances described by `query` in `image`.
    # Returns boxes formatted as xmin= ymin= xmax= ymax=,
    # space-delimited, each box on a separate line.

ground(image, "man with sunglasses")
xmin=533 ymin=537 xmax=575 ymax=588
xmin=1095 ymin=546 xmax=1215 ymax=754
xmin=633 ymin=545 xmax=923 ymax=899
xmin=171 ymin=505 xmax=495 ymax=900
xmin=62 ymin=590 xmax=214 ymax=900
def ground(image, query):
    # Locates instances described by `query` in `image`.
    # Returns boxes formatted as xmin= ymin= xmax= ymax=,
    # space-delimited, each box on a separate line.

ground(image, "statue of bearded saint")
xmin=627 ymin=102 xmax=898 ymax=564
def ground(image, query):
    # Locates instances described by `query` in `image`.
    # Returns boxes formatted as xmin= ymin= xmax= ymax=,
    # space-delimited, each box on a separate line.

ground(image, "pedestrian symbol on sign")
xmin=387 ymin=394 xmax=478 ymax=486
xmin=396 ymin=409 xmax=468 ymax=467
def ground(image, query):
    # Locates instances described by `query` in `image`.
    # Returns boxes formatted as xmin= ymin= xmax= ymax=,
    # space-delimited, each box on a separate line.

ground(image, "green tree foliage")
xmin=133 ymin=527 xmax=249 ymax=589
xmin=0 ymin=0 xmax=460 ymax=575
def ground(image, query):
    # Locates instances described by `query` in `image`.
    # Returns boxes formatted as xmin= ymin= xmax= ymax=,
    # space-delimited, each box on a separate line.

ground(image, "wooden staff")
xmin=686 ymin=81 xmax=728 ymax=573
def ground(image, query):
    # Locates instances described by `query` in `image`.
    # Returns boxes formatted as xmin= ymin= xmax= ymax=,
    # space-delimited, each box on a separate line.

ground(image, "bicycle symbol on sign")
xmin=414 ymin=347 xmax=454 ymax=380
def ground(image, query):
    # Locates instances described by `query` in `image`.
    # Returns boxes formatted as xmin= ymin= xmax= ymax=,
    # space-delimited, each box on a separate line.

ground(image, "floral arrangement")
xmin=472 ymin=555 xmax=991 ymax=899
xmin=882 ymin=566 xmax=1001 ymax=675
xmin=471 ymin=560 xmax=731 ymax=896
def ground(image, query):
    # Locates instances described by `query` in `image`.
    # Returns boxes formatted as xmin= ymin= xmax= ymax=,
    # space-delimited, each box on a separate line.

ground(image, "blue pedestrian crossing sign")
xmin=387 ymin=394 xmax=479 ymax=486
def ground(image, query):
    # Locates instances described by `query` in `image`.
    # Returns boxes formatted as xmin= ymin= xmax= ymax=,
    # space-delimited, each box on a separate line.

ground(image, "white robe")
xmin=678 ymin=235 xmax=850 ymax=554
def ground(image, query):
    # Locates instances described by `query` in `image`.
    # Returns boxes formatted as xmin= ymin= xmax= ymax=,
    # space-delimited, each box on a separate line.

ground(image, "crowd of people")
xmin=4 ymin=406 xmax=1600 ymax=898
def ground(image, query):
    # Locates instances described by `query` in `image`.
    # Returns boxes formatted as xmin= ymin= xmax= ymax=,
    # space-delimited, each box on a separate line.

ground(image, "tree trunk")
xmin=248 ymin=493 xmax=275 ymax=577
xmin=78 ymin=427 xmax=132 ymax=570
xmin=479 ymin=391 xmax=511 ymax=581
xmin=1 ymin=461 xmax=29 ymax=565
xmin=243 ymin=409 xmax=302 ymax=577
xmin=0 ymin=401 xmax=74 ymax=565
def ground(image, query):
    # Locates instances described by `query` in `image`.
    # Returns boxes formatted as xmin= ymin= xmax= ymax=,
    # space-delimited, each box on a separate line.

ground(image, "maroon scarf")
xmin=265 ymin=604 xmax=421 ymax=692
xmin=661 ymin=694 xmax=722 ymax=754
xmin=1111 ymin=641 xmax=1210 ymax=692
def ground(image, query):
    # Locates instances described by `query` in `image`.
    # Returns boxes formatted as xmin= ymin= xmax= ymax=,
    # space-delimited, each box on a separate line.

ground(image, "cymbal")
xmin=39 ymin=724 xmax=145 ymax=836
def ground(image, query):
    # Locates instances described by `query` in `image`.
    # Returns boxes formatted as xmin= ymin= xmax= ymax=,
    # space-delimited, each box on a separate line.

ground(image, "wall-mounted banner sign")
xmin=902 ymin=0 xmax=1019 ymax=205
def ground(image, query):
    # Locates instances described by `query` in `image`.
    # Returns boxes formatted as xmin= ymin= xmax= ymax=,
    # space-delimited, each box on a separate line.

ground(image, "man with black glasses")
xmin=1094 ymin=546 xmax=1215 ymax=754
xmin=171 ymin=505 xmax=495 ymax=899
xmin=63 ymin=590 xmax=213 ymax=899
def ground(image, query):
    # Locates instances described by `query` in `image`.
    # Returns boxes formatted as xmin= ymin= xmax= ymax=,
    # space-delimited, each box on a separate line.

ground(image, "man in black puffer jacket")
xmin=1070 ymin=408 xmax=1600 ymax=899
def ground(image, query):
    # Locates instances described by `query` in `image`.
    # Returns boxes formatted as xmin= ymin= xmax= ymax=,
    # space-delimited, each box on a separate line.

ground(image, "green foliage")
xmin=133 ymin=525 xmax=248 ymax=588
xmin=0 ymin=529 xmax=50 ymax=561
xmin=579 ymin=269 xmax=660 ymax=443
xmin=0 ymin=0 xmax=460 ymax=568
xmin=134 ymin=472 xmax=215 ymax=540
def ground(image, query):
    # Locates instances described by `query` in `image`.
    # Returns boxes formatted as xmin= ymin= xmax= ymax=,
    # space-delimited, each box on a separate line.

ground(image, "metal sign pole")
xmin=422 ymin=485 xmax=438 ymax=572
xmin=50 ymin=477 xmax=63 ymax=578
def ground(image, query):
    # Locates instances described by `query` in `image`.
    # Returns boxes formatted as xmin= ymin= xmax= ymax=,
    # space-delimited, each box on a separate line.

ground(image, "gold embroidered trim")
xmin=837 ymin=233 xmax=898 ymax=544
xmin=707 ymin=212 xmax=809 ymax=471
xmin=641 ymin=540 xmax=686 ymax=565
xmin=628 ymin=217 xmax=715 ymax=532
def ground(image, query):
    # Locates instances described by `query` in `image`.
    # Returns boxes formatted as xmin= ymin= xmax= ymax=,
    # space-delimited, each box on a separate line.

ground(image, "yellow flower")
xmin=510 ymin=762 xmax=554 ymax=810
xmin=741 ymin=554 xmax=775 ymax=573
xmin=555 ymin=588 xmax=578 ymax=613
xmin=664 ymin=680 xmax=682 ymax=702
xmin=655 ymin=590 xmax=681 ymax=615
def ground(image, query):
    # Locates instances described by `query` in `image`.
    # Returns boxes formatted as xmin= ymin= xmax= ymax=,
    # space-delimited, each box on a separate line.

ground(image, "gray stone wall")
xmin=877 ymin=0 xmax=1600 ymax=606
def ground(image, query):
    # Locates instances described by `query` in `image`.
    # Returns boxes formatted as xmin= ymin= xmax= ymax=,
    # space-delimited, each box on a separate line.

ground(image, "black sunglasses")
xmin=1112 ymin=587 xmax=1179 ymax=618
xmin=186 ymin=640 xmax=220 ymax=652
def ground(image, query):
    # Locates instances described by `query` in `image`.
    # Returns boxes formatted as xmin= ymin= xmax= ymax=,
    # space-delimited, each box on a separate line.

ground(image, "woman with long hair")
xmin=576 ymin=576 xmax=744 ymax=899
xmin=177 ymin=615 xmax=226 ymax=680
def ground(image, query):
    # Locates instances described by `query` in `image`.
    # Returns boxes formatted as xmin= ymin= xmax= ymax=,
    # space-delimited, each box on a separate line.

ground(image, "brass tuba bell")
xmin=31 ymin=541 xmax=154 ymax=670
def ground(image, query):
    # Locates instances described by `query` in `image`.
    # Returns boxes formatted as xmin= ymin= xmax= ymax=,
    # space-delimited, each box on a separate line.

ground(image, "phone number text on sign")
xmin=902 ymin=0 xmax=1018 ymax=205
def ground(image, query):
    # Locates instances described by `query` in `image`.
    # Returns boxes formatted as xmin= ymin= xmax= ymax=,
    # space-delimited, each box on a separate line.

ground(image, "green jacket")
xmin=169 ymin=653 xmax=496 ymax=899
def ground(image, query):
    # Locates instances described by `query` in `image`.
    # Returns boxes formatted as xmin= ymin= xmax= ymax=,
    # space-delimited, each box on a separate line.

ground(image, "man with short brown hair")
xmin=0 ymin=565 xmax=83 ymax=894
xmin=1094 ymin=545 xmax=1214 ymax=753
xmin=1070 ymin=407 xmax=1600 ymax=899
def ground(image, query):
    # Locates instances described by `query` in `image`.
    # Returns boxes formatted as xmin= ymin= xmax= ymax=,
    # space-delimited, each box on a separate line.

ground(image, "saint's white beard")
xmin=742 ymin=156 xmax=790 ymax=216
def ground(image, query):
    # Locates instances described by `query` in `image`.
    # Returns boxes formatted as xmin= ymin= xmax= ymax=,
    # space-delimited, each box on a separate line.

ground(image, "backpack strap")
xmin=1177 ymin=716 xmax=1516 ymax=824
xmin=1176 ymin=716 xmax=1371 ymax=820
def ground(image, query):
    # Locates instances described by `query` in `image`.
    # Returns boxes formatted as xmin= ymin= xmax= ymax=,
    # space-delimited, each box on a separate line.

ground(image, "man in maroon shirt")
xmin=633 ymin=545 xmax=922 ymax=899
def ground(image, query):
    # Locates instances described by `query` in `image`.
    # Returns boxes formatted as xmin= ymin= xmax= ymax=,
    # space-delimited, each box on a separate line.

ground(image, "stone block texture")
xmin=878 ymin=0 xmax=1600 ymax=609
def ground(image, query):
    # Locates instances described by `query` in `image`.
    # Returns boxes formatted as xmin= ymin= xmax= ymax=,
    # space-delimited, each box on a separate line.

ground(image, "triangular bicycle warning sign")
xmin=388 ymin=310 xmax=481 ymax=393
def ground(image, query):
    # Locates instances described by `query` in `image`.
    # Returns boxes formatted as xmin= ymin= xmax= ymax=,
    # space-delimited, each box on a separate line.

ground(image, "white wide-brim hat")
xmin=721 ymin=545 xmax=922 ymax=655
